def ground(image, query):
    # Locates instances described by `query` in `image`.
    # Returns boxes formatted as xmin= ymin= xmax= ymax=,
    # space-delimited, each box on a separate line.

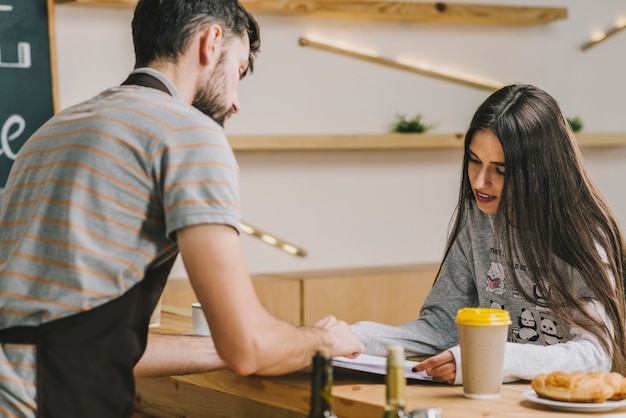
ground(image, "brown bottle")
xmin=308 ymin=350 xmax=337 ymax=418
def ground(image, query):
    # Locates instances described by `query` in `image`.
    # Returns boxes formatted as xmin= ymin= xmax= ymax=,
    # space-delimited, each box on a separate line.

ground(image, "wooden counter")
xmin=134 ymin=311 xmax=626 ymax=417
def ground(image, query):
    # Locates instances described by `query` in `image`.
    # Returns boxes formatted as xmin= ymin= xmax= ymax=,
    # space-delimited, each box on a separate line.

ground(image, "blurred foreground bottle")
xmin=382 ymin=345 xmax=411 ymax=418
xmin=308 ymin=350 xmax=337 ymax=418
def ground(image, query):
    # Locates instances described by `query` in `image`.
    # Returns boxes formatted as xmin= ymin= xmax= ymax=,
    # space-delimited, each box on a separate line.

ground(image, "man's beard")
xmin=192 ymin=58 xmax=233 ymax=127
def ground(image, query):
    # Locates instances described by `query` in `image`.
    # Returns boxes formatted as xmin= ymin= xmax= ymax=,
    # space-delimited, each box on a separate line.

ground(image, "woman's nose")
xmin=474 ymin=168 xmax=491 ymax=188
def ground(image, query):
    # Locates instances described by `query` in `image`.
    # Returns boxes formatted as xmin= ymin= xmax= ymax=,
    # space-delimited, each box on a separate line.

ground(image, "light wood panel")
xmin=576 ymin=133 xmax=626 ymax=148
xmin=272 ymin=264 xmax=438 ymax=326
xmin=160 ymin=275 xmax=301 ymax=326
xmin=160 ymin=264 xmax=438 ymax=329
xmin=135 ymin=374 xmax=305 ymax=418
xmin=160 ymin=278 xmax=196 ymax=314
xmin=152 ymin=310 xmax=194 ymax=335
xmin=55 ymin=0 xmax=567 ymax=25
xmin=251 ymin=275 xmax=302 ymax=325
xmin=55 ymin=0 xmax=136 ymax=5
xmin=240 ymin=1 xmax=567 ymax=25
xmin=229 ymin=133 xmax=626 ymax=151
xmin=230 ymin=133 xmax=465 ymax=151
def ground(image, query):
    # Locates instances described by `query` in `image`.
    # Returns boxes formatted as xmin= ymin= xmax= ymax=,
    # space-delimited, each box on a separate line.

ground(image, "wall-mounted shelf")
xmin=55 ymin=0 xmax=567 ymax=25
xmin=228 ymin=133 xmax=626 ymax=152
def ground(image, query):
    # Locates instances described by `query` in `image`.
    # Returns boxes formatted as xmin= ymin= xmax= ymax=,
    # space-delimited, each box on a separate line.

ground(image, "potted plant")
xmin=391 ymin=113 xmax=436 ymax=133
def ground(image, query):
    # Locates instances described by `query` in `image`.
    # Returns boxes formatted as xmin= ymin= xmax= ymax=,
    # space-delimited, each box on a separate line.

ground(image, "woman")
xmin=352 ymin=84 xmax=626 ymax=384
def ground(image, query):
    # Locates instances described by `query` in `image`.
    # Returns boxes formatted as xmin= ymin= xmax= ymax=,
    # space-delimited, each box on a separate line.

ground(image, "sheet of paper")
xmin=332 ymin=353 xmax=433 ymax=381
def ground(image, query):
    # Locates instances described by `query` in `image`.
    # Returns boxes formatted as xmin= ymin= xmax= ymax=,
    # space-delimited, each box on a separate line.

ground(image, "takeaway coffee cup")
xmin=192 ymin=302 xmax=211 ymax=336
xmin=456 ymin=307 xmax=511 ymax=399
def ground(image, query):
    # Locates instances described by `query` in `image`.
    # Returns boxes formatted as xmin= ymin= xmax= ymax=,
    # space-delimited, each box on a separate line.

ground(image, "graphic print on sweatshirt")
xmin=483 ymin=258 xmax=563 ymax=346
xmin=515 ymin=307 xmax=539 ymax=342
xmin=485 ymin=261 xmax=506 ymax=295
xmin=509 ymin=306 xmax=564 ymax=345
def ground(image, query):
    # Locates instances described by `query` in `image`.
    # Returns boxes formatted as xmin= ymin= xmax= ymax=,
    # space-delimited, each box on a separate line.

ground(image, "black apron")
xmin=0 ymin=72 xmax=177 ymax=417
xmin=0 ymin=257 xmax=174 ymax=417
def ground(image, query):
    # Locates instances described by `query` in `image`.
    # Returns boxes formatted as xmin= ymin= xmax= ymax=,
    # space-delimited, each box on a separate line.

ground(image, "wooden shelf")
xmin=55 ymin=0 xmax=567 ymax=25
xmin=228 ymin=133 xmax=626 ymax=152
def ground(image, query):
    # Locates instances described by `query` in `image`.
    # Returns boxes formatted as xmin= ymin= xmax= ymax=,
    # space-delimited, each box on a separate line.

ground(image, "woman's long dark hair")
xmin=439 ymin=84 xmax=626 ymax=373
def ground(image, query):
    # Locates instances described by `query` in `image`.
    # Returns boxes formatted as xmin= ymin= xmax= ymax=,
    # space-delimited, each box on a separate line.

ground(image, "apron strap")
xmin=0 ymin=325 xmax=37 ymax=344
xmin=121 ymin=72 xmax=172 ymax=95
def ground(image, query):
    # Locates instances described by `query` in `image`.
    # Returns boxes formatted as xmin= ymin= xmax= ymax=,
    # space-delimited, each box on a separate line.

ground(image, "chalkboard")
xmin=0 ymin=0 xmax=57 ymax=188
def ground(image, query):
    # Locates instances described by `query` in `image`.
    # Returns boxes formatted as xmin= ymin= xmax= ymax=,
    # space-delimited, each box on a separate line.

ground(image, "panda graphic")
xmin=489 ymin=300 xmax=504 ymax=310
xmin=485 ymin=262 xmax=506 ymax=295
xmin=516 ymin=308 xmax=539 ymax=342
xmin=532 ymin=283 xmax=551 ymax=313
xmin=540 ymin=317 xmax=563 ymax=345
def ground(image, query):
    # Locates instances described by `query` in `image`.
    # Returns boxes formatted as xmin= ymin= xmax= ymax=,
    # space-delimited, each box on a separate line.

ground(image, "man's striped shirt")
xmin=0 ymin=68 xmax=241 ymax=417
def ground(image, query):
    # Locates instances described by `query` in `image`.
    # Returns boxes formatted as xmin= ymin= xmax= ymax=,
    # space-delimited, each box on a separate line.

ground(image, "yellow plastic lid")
xmin=455 ymin=307 xmax=512 ymax=326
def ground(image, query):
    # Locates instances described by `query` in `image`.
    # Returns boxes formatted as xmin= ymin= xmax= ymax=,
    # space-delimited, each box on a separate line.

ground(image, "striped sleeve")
xmin=156 ymin=119 xmax=241 ymax=237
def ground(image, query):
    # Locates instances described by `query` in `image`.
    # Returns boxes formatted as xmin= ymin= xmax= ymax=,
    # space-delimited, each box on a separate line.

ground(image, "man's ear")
xmin=199 ymin=24 xmax=223 ymax=67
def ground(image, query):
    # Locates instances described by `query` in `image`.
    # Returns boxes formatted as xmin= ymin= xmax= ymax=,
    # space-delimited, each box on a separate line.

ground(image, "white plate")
xmin=522 ymin=389 xmax=626 ymax=412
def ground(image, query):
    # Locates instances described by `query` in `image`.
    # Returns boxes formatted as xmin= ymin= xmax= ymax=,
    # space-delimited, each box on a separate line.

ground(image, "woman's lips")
xmin=475 ymin=191 xmax=496 ymax=204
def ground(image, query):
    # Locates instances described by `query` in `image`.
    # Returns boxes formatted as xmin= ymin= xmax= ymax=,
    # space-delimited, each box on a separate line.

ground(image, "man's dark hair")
xmin=132 ymin=0 xmax=260 ymax=73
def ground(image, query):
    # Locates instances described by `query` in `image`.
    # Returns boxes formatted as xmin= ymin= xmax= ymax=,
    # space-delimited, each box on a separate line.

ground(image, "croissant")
xmin=531 ymin=371 xmax=614 ymax=403
xmin=587 ymin=371 xmax=626 ymax=400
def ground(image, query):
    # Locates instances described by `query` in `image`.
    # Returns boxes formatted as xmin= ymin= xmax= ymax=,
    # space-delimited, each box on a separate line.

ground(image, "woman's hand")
xmin=412 ymin=350 xmax=456 ymax=384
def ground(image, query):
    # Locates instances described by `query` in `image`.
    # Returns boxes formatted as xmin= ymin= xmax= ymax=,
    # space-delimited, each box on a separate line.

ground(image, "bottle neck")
xmin=384 ymin=346 xmax=407 ymax=416
xmin=385 ymin=364 xmax=406 ymax=411
xmin=309 ymin=352 xmax=336 ymax=418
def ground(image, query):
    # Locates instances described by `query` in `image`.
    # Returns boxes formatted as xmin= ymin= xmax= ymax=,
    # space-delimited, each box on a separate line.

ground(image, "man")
xmin=0 ymin=1 xmax=364 ymax=416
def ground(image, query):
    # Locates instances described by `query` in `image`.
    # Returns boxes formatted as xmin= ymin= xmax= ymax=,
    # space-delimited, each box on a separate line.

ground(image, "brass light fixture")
xmin=581 ymin=18 xmax=626 ymax=51
xmin=298 ymin=37 xmax=503 ymax=91
xmin=240 ymin=222 xmax=307 ymax=257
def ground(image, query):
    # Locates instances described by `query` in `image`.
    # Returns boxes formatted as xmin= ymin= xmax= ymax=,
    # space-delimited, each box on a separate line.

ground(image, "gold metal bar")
xmin=240 ymin=222 xmax=307 ymax=257
xmin=581 ymin=22 xmax=626 ymax=51
xmin=298 ymin=37 xmax=503 ymax=91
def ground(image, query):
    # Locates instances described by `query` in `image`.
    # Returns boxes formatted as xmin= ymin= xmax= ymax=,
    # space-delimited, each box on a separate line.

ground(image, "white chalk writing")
xmin=1 ymin=114 xmax=26 ymax=160
xmin=0 ymin=42 xmax=31 ymax=68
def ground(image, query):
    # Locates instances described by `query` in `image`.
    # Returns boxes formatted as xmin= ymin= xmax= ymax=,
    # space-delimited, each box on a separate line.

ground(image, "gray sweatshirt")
xmin=351 ymin=203 xmax=611 ymax=384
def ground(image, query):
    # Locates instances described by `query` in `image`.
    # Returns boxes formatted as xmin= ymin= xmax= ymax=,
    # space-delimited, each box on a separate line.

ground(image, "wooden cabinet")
xmin=268 ymin=264 xmax=437 ymax=326
xmin=249 ymin=275 xmax=302 ymax=325
xmin=160 ymin=274 xmax=301 ymax=325
xmin=161 ymin=263 xmax=438 ymax=327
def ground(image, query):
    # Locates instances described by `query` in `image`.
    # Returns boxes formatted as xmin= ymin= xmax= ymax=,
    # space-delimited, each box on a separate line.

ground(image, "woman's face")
xmin=467 ymin=129 xmax=506 ymax=214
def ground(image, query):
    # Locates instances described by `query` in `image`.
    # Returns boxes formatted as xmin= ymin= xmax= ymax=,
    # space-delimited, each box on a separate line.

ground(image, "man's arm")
xmin=134 ymin=333 xmax=228 ymax=377
xmin=176 ymin=223 xmax=364 ymax=376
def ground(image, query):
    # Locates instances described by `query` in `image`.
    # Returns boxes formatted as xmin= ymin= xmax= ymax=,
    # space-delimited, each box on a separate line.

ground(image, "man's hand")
xmin=313 ymin=315 xmax=364 ymax=359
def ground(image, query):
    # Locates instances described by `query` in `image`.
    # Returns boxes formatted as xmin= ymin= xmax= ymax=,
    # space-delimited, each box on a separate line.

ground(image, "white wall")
xmin=54 ymin=1 xmax=626 ymax=276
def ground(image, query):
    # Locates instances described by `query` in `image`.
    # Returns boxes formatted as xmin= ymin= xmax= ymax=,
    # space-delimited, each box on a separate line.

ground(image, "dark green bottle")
xmin=308 ymin=350 xmax=337 ymax=418
xmin=382 ymin=345 xmax=411 ymax=418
